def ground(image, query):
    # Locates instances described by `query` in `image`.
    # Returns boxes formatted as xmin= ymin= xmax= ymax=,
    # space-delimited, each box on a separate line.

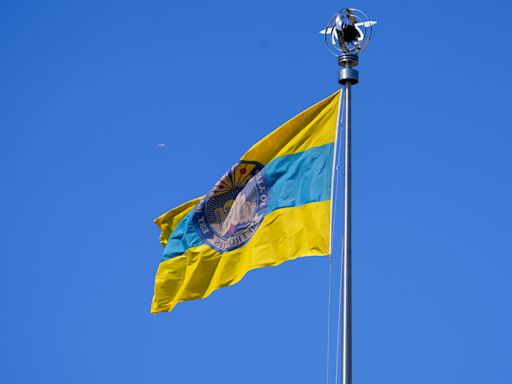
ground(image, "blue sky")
xmin=1 ymin=0 xmax=511 ymax=383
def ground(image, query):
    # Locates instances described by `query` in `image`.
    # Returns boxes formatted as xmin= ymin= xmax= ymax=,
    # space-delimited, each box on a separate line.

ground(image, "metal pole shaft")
xmin=338 ymin=52 xmax=357 ymax=384
xmin=341 ymin=81 xmax=352 ymax=384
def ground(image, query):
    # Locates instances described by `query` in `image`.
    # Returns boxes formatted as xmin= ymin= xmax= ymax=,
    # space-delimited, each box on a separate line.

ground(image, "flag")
xmin=152 ymin=91 xmax=341 ymax=313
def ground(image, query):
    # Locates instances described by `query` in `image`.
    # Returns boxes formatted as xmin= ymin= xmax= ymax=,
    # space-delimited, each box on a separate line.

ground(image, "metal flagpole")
xmin=338 ymin=53 xmax=358 ymax=384
xmin=321 ymin=8 xmax=375 ymax=384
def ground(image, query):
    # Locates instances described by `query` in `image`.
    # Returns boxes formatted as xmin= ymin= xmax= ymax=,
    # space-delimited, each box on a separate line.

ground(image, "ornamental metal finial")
xmin=321 ymin=8 xmax=376 ymax=56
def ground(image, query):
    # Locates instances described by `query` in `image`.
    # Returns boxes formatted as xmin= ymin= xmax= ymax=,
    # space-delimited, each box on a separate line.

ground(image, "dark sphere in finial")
xmin=339 ymin=24 xmax=361 ymax=44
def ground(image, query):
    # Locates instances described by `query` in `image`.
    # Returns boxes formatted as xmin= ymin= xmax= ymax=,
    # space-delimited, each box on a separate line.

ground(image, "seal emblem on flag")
xmin=194 ymin=161 xmax=270 ymax=252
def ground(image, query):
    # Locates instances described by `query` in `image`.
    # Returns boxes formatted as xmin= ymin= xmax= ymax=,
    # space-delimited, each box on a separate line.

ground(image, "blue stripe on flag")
xmin=265 ymin=143 xmax=333 ymax=211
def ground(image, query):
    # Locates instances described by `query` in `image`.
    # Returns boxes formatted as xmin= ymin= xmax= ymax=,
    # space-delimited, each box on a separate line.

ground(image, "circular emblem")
xmin=193 ymin=161 xmax=270 ymax=252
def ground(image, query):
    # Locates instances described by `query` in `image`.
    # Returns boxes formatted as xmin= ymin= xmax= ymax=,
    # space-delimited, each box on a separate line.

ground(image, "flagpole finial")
xmin=321 ymin=8 xmax=376 ymax=85
xmin=321 ymin=8 xmax=376 ymax=57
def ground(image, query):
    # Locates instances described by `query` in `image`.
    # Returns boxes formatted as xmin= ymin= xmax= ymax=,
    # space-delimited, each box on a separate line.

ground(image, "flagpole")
xmin=339 ymin=53 xmax=358 ymax=384
xmin=322 ymin=9 xmax=375 ymax=384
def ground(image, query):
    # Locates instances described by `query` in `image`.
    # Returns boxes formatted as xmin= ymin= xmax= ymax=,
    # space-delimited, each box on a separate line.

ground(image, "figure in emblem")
xmin=221 ymin=194 xmax=257 ymax=236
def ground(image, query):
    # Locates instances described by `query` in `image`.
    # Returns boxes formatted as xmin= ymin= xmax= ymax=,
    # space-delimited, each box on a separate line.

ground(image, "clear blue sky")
xmin=1 ymin=1 xmax=511 ymax=383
